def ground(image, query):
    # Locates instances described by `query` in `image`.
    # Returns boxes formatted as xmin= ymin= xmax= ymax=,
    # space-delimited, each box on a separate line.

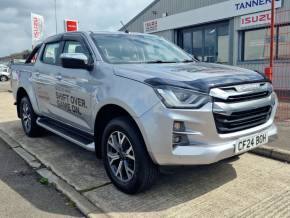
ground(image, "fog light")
xmin=173 ymin=121 xmax=183 ymax=131
xmin=172 ymin=121 xmax=189 ymax=146
xmin=173 ymin=134 xmax=181 ymax=143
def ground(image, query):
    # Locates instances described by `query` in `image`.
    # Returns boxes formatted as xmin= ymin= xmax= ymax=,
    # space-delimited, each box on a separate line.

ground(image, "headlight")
xmin=155 ymin=86 xmax=211 ymax=109
xmin=268 ymin=82 xmax=274 ymax=93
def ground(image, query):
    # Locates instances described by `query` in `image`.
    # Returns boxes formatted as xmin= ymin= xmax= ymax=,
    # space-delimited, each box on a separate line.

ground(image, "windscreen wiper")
xmin=144 ymin=60 xmax=177 ymax=64
xmin=181 ymin=59 xmax=195 ymax=63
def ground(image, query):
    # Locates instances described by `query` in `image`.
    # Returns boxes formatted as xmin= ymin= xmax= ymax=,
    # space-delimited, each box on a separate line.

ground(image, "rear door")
xmin=51 ymin=35 xmax=94 ymax=132
xmin=32 ymin=40 xmax=63 ymax=117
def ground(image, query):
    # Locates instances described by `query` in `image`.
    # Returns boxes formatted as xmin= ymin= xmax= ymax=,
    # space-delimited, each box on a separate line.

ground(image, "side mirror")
xmin=60 ymin=53 xmax=93 ymax=70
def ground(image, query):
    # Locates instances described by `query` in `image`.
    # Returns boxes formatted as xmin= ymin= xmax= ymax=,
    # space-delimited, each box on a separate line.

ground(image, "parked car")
xmin=0 ymin=67 xmax=10 ymax=82
xmin=10 ymin=31 xmax=278 ymax=194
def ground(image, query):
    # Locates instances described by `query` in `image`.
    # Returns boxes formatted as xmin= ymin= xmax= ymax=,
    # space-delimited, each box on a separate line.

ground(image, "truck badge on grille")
xmin=235 ymin=83 xmax=261 ymax=92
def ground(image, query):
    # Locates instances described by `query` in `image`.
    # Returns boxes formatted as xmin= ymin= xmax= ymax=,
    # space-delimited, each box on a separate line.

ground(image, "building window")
xmin=204 ymin=28 xmax=217 ymax=63
xmin=217 ymin=25 xmax=229 ymax=63
xmin=183 ymin=32 xmax=192 ymax=54
xmin=278 ymin=25 xmax=290 ymax=60
xmin=241 ymin=24 xmax=290 ymax=61
xmin=178 ymin=21 xmax=229 ymax=64
xmin=192 ymin=30 xmax=203 ymax=61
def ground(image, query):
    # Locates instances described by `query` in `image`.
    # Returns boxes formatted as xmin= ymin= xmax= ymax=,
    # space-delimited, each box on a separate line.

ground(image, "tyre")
xmin=19 ymin=96 xmax=42 ymax=137
xmin=0 ymin=75 xmax=8 ymax=82
xmin=102 ymin=116 xmax=159 ymax=194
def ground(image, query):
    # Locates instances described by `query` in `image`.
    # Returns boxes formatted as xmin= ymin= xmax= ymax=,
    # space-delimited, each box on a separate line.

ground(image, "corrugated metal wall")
xmin=122 ymin=0 xmax=228 ymax=33
xmin=153 ymin=30 xmax=175 ymax=41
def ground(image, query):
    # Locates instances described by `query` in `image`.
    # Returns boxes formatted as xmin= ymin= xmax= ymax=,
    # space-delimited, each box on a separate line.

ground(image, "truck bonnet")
xmin=113 ymin=62 xmax=268 ymax=93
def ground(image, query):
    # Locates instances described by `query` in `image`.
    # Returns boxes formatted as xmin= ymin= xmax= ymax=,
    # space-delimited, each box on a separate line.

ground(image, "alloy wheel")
xmin=22 ymin=102 xmax=32 ymax=133
xmin=107 ymin=131 xmax=135 ymax=182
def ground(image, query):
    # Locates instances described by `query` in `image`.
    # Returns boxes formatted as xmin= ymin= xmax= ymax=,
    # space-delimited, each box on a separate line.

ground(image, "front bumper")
xmin=138 ymin=94 xmax=278 ymax=166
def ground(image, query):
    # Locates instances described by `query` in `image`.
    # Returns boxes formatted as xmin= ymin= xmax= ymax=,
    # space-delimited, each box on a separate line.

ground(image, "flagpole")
xmin=54 ymin=0 xmax=58 ymax=34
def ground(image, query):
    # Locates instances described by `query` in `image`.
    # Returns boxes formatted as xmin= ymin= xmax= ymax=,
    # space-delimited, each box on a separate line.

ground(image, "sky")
xmin=0 ymin=0 xmax=153 ymax=57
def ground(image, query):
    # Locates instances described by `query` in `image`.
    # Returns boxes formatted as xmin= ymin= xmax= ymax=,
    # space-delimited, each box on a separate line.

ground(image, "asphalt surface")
xmin=0 ymin=137 xmax=83 ymax=218
xmin=266 ymin=124 xmax=290 ymax=152
xmin=0 ymin=81 xmax=10 ymax=92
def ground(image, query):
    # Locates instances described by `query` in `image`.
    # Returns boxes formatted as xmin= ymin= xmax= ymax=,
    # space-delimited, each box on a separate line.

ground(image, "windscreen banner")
xmin=31 ymin=13 xmax=44 ymax=46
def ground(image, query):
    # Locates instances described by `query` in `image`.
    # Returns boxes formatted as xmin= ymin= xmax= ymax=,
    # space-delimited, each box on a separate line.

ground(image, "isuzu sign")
xmin=31 ymin=13 xmax=44 ymax=45
xmin=65 ymin=20 xmax=78 ymax=32
xmin=240 ymin=10 xmax=271 ymax=27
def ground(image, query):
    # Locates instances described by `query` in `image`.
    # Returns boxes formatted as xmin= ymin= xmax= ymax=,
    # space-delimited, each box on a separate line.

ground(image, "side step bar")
xmin=36 ymin=117 xmax=95 ymax=152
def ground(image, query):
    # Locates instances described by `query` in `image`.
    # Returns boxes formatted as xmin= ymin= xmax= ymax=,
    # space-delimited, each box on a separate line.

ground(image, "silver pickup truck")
xmin=0 ymin=67 xmax=10 ymax=82
xmin=11 ymin=31 xmax=278 ymax=194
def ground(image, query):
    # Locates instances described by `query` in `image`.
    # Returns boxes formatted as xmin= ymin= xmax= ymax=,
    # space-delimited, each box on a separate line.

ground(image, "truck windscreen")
xmin=91 ymin=34 xmax=194 ymax=64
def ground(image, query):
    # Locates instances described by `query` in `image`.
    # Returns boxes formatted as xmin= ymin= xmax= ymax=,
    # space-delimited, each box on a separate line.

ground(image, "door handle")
xmin=35 ymin=72 xmax=40 ymax=77
xmin=55 ymin=75 xmax=62 ymax=80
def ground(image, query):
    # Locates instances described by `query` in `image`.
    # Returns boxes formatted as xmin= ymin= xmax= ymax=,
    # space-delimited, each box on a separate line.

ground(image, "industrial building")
xmin=120 ymin=0 xmax=290 ymax=90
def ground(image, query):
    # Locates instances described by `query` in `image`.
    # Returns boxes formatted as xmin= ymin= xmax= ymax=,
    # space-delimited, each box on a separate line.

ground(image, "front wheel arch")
xmin=101 ymin=116 xmax=159 ymax=194
xmin=94 ymin=104 xmax=148 ymax=160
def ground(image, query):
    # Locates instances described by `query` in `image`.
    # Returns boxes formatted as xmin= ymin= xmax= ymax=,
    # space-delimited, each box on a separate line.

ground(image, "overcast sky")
xmin=0 ymin=0 xmax=153 ymax=57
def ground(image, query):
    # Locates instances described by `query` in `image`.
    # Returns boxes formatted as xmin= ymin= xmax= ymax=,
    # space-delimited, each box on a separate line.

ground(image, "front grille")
xmin=214 ymin=91 xmax=270 ymax=103
xmin=214 ymin=106 xmax=272 ymax=134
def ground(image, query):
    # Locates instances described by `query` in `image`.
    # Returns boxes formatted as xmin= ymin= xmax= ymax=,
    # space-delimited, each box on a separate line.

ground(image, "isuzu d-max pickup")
xmin=11 ymin=31 xmax=278 ymax=194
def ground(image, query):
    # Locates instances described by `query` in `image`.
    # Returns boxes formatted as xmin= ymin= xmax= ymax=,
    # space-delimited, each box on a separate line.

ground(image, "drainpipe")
xmin=266 ymin=0 xmax=275 ymax=81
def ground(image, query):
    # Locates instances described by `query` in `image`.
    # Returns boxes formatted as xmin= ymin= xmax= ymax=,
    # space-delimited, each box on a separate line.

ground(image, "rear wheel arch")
xmin=16 ymin=87 xmax=40 ymax=118
xmin=94 ymin=104 xmax=147 ymax=159
xmin=16 ymin=87 xmax=29 ymax=118
xmin=19 ymin=96 xmax=43 ymax=137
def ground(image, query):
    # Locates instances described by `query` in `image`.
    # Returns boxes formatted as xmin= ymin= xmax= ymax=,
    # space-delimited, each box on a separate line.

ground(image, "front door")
xmin=52 ymin=37 xmax=94 ymax=132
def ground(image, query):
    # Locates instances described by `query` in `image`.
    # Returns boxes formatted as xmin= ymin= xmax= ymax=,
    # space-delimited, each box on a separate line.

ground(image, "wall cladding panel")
xmin=122 ymin=0 xmax=229 ymax=33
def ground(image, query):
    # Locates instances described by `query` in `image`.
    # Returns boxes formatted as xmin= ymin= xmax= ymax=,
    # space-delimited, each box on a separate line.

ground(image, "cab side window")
xmin=63 ymin=41 xmax=90 ymax=59
xmin=42 ymin=42 xmax=61 ymax=65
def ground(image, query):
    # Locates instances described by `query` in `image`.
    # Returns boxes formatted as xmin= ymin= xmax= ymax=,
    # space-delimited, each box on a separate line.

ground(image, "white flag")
xmin=31 ymin=13 xmax=44 ymax=46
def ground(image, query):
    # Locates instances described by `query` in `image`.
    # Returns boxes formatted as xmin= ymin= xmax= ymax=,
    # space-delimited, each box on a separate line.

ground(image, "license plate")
xmin=235 ymin=132 xmax=268 ymax=154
